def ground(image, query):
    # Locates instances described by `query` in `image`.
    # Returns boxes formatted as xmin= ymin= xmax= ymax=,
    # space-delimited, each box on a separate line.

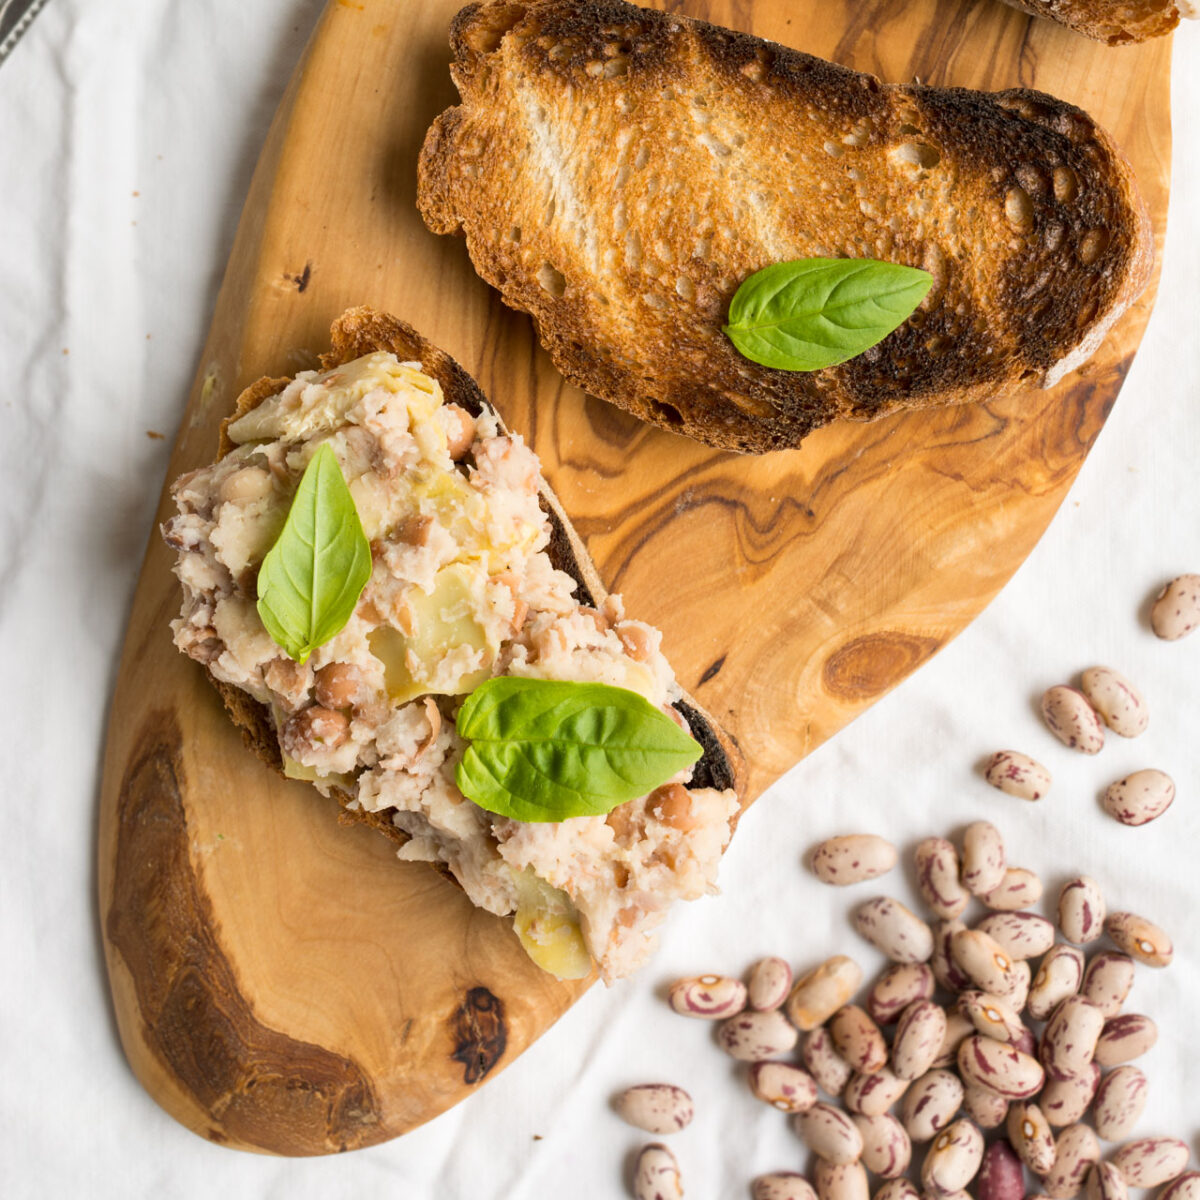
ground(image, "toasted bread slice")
xmin=418 ymin=0 xmax=1153 ymax=453
xmin=998 ymin=0 xmax=1187 ymax=44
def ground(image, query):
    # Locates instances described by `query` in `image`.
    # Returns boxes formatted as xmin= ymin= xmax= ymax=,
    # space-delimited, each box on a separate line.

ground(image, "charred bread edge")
xmin=206 ymin=306 xmax=743 ymax=857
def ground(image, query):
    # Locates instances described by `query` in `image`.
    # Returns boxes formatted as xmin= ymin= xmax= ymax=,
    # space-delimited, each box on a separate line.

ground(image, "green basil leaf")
xmin=723 ymin=258 xmax=934 ymax=372
xmin=255 ymin=442 xmax=372 ymax=664
xmin=454 ymin=678 xmax=702 ymax=823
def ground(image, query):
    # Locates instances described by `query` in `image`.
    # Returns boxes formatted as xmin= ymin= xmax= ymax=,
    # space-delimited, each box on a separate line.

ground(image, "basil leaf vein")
xmin=255 ymin=442 xmax=372 ymax=663
xmin=454 ymin=677 xmax=702 ymax=822
xmin=723 ymin=258 xmax=934 ymax=372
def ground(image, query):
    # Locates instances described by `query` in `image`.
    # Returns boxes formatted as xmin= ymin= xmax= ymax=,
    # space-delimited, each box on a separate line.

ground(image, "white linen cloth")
xmin=1 ymin=3 xmax=1198 ymax=1196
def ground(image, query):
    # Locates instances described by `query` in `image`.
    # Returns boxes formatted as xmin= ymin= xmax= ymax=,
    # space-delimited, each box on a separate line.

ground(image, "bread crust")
xmin=418 ymin=0 xmax=1154 ymax=453
xmin=997 ymin=0 xmax=1181 ymax=45
xmin=206 ymin=308 xmax=742 ymax=851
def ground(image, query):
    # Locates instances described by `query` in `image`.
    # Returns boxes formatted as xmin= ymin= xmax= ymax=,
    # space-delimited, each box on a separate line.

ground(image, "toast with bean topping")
xmin=417 ymin=0 xmax=1153 ymax=453
xmin=164 ymin=307 xmax=742 ymax=981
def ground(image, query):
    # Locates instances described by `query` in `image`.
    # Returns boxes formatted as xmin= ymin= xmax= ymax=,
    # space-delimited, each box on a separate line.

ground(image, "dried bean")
xmin=981 ymin=868 xmax=1044 ymax=911
xmin=984 ymin=751 xmax=1051 ymax=801
xmin=1081 ymin=952 xmax=1135 ymax=1018
xmin=1057 ymin=877 xmax=1106 ymax=945
xmin=901 ymin=1070 xmax=964 ymax=1142
xmin=931 ymin=1010 xmax=974 ymax=1070
xmin=1102 ymin=770 xmax=1175 ymax=827
xmin=1041 ymin=996 xmax=1104 ymax=1080
xmin=956 ymin=1037 xmax=1044 ymax=1099
xmin=788 ymin=957 xmax=864 ymax=1031
xmin=874 ymin=1181 xmax=921 ymax=1200
xmin=804 ymin=1026 xmax=853 ymax=1097
xmin=830 ymin=1005 xmax=889 ymax=1074
xmin=844 ymin=1066 xmax=909 ymax=1117
xmin=668 ymin=974 xmax=747 ymax=1019
xmin=749 ymin=956 xmax=794 ymax=1012
xmin=1159 ymin=1174 xmax=1200 ymax=1200
xmin=1150 ymin=573 xmax=1200 ymax=640
xmin=1080 ymin=666 xmax=1148 ymax=737
xmin=633 ymin=1144 xmax=683 ymax=1200
xmin=1087 ymin=1163 xmax=1130 ymax=1200
xmin=854 ymin=898 xmax=934 ymax=964
xmin=1112 ymin=1138 xmax=1190 ymax=1188
xmin=1094 ymin=1013 xmax=1158 ymax=1066
xmin=797 ymin=1103 xmax=864 ymax=1164
xmin=1007 ymin=1102 xmax=1057 ymax=1174
xmin=1092 ymin=1065 xmax=1148 ymax=1141
xmin=754 ymin=1175 xmax=818 ymax=1200
xmin=814 ymin=1160 xmax=869 ymax=1200
xmin=914 ymin=838 xmax=969 ymax=919
xmin=931 ymin=921 xmax=971 ymax=994
xmin=951 ymin=929 xmax=1019 ymax=995
xmin=1105 ymin=912 xmax=1173 ymax=967
xmin=1040 ymin=1065 xmax=1101 ymax=1126
xmin=853 ymin=1113 xmax=912 ymax=1179
xmin=614 ymin=1084 xmax=694 ymax=1133
xmin=1041 ymin=686 xmax=1105 ymax=754
xmin=1042 ymin=1124 xmax=1101 ymax=1200
xmin=867 ymin=963 xmax=936 ymax=1025
xmin=892 ymin=1001 xmax=948 ymax=1081
xmin=977 ymin=912 xmax=1056 ymax=960
xmin=957 ymin=991 xmax=1026 ymax=1045
xmin=716 ymin=1009 xmax=798 ymax=1061
xmin=921 ymin=1119 xmax=985 ymax=1196
xmin=1028 ymin=944 xmax=1085 ymax=1020
xmin=979 ymin=1139 xmax=1025 ymax=1200
xmin=811 ymin=835 xmax=898 ymax=885
xmin=962 ymin=1084 xmax=1008 ymax=1129
xmin=961 ymin=822 xmax=1007 ymax=896
xmin=749 ymin=1062 xmax=819 ymax=1114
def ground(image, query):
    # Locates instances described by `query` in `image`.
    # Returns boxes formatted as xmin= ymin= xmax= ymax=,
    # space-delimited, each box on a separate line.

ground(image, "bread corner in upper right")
xmin=417 ymin=0 xmax=1169 ymax=453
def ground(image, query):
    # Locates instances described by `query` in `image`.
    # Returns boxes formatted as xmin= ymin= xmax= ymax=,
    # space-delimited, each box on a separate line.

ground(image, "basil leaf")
xmin=723 ymin=258 xmax=933 ymax=372
xmin=255 ymin=442 xmax=372 ymax=664
xmin=455 ymin=678 xmax=702 ymax=823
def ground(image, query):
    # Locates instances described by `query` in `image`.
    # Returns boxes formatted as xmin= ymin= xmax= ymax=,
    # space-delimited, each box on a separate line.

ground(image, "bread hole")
xmin=1053 ymin=166 xmax=1080 ymax=203
xmin=1079 ymin=228 xmax=1110 ymax=266
xmin=676 ymin=275 xmax=695 ymax=301
xmin=585 ymin=60 xmax=604 ymax=77
xmin=897 ymin=122 xmax=922 ymax=137
xmin=698 ymin=132 xmax=731 ymax=158
xmin=1076 ymin=297 xmax=1100 ymax=328
xmin=634 ymin=144 xmax=650 ymax=170
xmin=509 ymin=225 xmax=521 ymax=243
xmin=650 ymin=399 xmax=684 ymax=425
xmin=740 ymin=60 xmax=767 ymax=83
xmin=642 ymin=292 xmax=667 ymax=310
xmin=823 ymin=140 xmax=844 ymax=159
xmin=1019 ymin=368 xmax=1038 ymax=382
xmin=925 ymin=334 xmax=950 ymax=356
xmin=1004 ymin=186 xmax=1034 ymax=233
xmin=693 ymin=234 xmax=712 ymax=259
xmin=463 ymin=4 xmax=527 ymax=54
xmin=537 ymin=263 xmax=566 ymax=298
xmin=661 ymin=86 xmax=677 ymax=101
xmin=603 ymin=57 xmax=629 ymax=78
xmin=1015 ymin=164 xmax=1048 ymax=198
xmin=891 ymin=142 xmax=940 ymax=169
xmin=543 ymin=194 xmax=556 ymax=225
xmin=723 ymin=389 xmax=776 ymax=417
xmin=625 ymin=230 xmax=643 ymax=270
xmin=1043 ymin=221 xmax=1065 ymax=252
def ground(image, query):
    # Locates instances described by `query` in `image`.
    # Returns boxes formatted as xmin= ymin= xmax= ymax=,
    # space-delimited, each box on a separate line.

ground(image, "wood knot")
xmin=822 ymin=632 xmax=940 ymax=701
xmin=450 ymin=987 xmax=507 ymax=1084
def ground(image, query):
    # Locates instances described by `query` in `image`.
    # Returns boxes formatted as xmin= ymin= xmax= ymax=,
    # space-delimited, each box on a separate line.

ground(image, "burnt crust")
xmin=997 ymin=0 xmax=1180 ymax=45
xmin=205 ymin=307 xmax=742 ymax=850
xmin=418 ymin=0 xmax=1154 ymax=453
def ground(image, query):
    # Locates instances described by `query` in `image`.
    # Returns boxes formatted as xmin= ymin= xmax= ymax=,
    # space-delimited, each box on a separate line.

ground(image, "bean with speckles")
xmin=854 ymin=898 xmax=934 ymax=964
xmin=867 ymin=963 xmax=936 ymax=1025
xmin=958 ymin=991 xmax=1027 ymax=1046
xmin=984 ymin=751 xmax=1052 ymax=801
xmin=830 ymin=1006 xmax=888 ymax=1074
xmin=614 ymin=1084 xmax=694 ymax=1134
xmin=748 ymin=956 xmax=794 ymax=1012
xmin=1040 ymin=1065 xmax=1101 ymax=1126
xmin=1092 ymin=1065 xmax=1148 ymax=1141
xmin=1042 ymin=1124 xmax=1101 ymax=1200
xmin=716 ymin=1009 xmax=798 ymax=1061
xmin=921 ymin=1119 xmax=985 ymax=1197
xmin=853 ymin=1114 xmax=912 ymax=1179
xmin=979 ymin=1139 xmax=1025 ymax=1200
xmin=796 ymin=1103 xmax=865 ymax=1165
xmin=962 ymin=1084 xmax=1008 ymax=1129
xmin=1041 ymin=686 xmax=1105 ymax=754
xmin=1028 ymin=944 xmax=1085 ymax=1020
xmin=1087 ymin=1163 xmax=1130 ymax=1200
xmin=951 ymin=929 xmax=1019 ymax=996
xmin=977 ymin=912 xmax=1056 ymax=960
xmin=753 ymin=1175 xmax=818 ymax=1200
xmin=1159 ymin=1173 xmax=1200 ymax=1200
xmin=1041 ymin=996 xmax=1104 ymax=1081
xmin=1082 ymin=952 xmax=1135 ymax=1018
xmin=957 ymin=1037 xmax=1044 ymax=1099
xmin=804 ymin=1026 xmax=853 ymax=1098
xmin=1105 ymin=912 xmax=1173 ymax=968
xmin=1103 ymin=770 xmax=1176 ymax=827
xmin=1080 ymin=666 xmax=1148 ymax=737
xmin=931 ymin=1010 xmax=974 ymax=1070
xmin=892 ymin=1001 xmax=947 ymax=1081
xmin=994 ymin=959 xmax=1031 ymax=1015
xmin=1150 ymin=573 xmax=1200 ymax=640
xmin=1112 ymin=1138 xmax=1190 ymax=1189
xmin=668 ymin=974 xmax=747 ymax=1019
xmin=749 ymin=1062 xmax=819 ymax=1114
xmin=931 ymin=921 xmax=971 ymax=995
xmin=981 ymin=868 xmax=1044 ymax=911
xmin=633 ymin=1144 xmax=683 ymax=1200
xmin=1057 ymin=877 xmax=1106 ymax=945
xmin=901 ymin=1070 xmax=964 ymax=1143
xmin=1007 ymin=1102 xmax=1057 ymax=1174
xmin=915 ymin=838 xmax=970 ymax=919
xmin=874 ymin=1181 xmax=922 ymax=1200
xmin=961 ymin=822 xmax=1007 ymax=895
xmin=844 ymin=1066 xmax=909 ymax=1117
xmin=814 ymin=1160 xmax=870 ymax=1200
xmin=1094 ymin=1013 xmax=1158 ymax=1066
xmin=811 ymin=835 xmax=898 ymax=886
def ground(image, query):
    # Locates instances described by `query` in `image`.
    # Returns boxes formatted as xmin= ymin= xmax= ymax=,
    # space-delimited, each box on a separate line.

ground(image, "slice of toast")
xmin=417 ymin=0 xmax=1153 ymax=453
xmin=997 ymin=0 xmax=1186 ymax=44
xmin=204 ymin=306 xmax=741 ymax=852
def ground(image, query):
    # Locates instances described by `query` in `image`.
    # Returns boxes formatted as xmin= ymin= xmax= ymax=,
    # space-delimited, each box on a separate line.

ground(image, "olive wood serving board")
xmin=98 ymin=0 xmax=1171 ymax=1156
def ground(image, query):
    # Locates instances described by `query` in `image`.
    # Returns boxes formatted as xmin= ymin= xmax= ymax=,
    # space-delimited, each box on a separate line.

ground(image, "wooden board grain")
xmin=98 ymin=0 xmax=1171 ymax=1155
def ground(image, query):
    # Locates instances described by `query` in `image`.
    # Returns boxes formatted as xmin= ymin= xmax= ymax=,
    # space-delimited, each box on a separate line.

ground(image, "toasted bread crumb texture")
xmin=998 ymin=0 xmax=1181 ymax=45
xmin=418 ymin=0 xmax=1153 ymax=452
xmin=165 ymin=308 xmax=741 ymax=981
